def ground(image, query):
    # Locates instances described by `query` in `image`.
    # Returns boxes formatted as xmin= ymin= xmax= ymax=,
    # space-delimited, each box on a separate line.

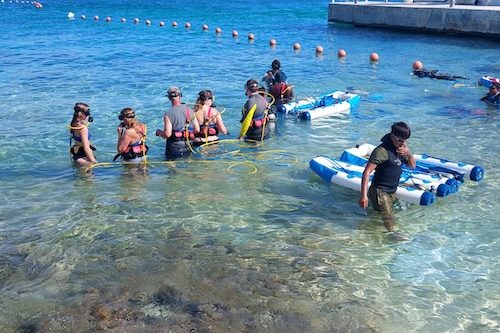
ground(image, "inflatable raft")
xmin=310 ymin=156 xmax=435 ymax=206
xmin=339 ymin=145 xmax=459 ymax=196
xmin=478 ymin=75 xmax=500 ymax=88
xmin=340 ymin=143 xmax=484 ymax=182
xmin=276 ymin=90 xmax=360 ymax=120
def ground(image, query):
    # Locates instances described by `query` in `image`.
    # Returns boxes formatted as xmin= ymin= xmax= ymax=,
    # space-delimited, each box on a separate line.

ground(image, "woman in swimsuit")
xmin=69 ymin=102 xmax=97 ymax=167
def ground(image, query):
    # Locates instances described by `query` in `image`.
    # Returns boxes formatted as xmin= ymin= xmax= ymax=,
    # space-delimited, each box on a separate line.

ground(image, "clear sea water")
xmin=0 ymin=0 xmax=499 ymax=332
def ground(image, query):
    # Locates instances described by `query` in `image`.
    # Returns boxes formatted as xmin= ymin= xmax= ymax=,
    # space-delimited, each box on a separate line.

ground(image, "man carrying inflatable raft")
xmin=310 ymin=122 xmax=484 ymax=236
xmin=359 ymin=122 xmax=416 ymax=233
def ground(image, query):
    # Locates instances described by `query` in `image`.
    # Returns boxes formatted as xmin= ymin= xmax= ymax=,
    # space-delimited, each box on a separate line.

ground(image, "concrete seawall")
xmin=328 ymin=2 xmax=500 ymax=37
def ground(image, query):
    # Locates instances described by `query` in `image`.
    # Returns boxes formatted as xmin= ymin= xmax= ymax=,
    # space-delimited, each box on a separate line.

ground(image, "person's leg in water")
xmin=369 ymin=185 xmax=396 ymax=232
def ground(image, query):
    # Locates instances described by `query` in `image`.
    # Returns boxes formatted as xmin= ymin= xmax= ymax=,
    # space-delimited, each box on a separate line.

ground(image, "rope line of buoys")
xmin=65 ymin=12 xmax=378 ymax=58
xmin=1 ymin=0 xmax=39 ymax=6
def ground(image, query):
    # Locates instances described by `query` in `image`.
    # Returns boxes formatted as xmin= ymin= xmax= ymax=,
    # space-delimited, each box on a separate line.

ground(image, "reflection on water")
xmin=1 ymin=0 xmax=499 ymax=331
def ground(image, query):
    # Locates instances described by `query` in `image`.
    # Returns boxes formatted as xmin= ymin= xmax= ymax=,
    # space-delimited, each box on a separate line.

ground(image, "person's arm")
xmin=117 ymin=128 xmax=133 ymax=153
xmin=192 ymin=116 xmax=200 ymax=134
xmin=215 ymin=111 xmax=228 ymax=135
xmin=397 ymin=143 xmax=416 ymax=169
xmin=359 ymin=162 xmax=377 ymax=209
xmin=480 ymin=93 xmax=488 ymax=101
xmin=79 ymin=126 xmax=97 ymax=163
xmin=156 ymin=114 xmax=172 ymax=138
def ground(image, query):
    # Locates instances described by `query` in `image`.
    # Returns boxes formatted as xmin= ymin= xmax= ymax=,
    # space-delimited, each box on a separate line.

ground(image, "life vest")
xmin=371 ymin=137 xmax=405 ymax=193
xmin=269 ymin=82 xmax=292 ymax=104
xmin=171 ymin=107 xmax=195 ymax=141
xmin=197 ymin=107 xmax=219 ymax=137
xmin=113 ymin=125 xmax=148 ymax=161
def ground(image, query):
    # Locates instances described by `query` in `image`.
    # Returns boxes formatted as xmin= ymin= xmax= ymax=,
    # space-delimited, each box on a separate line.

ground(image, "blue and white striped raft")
xmin=310 ymin=156 xmax=435 ymax=206
xmin=276 ymin=90 xmax=360 ymax=120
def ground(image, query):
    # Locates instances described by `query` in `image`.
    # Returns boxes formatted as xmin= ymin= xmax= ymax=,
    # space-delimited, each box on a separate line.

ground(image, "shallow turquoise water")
xmin=0 ymin=0 xmax=499 ymax=332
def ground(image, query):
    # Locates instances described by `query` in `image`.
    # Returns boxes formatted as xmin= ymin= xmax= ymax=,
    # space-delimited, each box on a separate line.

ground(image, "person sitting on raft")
xmin=69 ymin=102 xmax=97 ymax=167
xmin=114 ymin=107 xmax=148 ymax=163
xmin=411 ymin=61 xmax=466 ymax=81
xmin=192 ymin=89 xmax=229 ymax=145
xmin=156 ymin=86 xmax=200 ymax=160
xmin=262 ymin=59 xmax=294 ymax=104
xmin=480 ymin=83 xmax=500 ymax=106
xmin=240 ymin=79 xmax=270 ymax=141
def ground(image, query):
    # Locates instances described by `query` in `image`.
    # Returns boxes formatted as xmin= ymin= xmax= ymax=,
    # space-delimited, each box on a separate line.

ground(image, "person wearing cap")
xmin=69 ymin=102 xmax=97 ymax=166
xmin=114 ymin=107 xmax=148 ymax=163
xmin=240 ymin=79 xmax=270 ymax=141
xmin=480 ymin=83 xmax=500 ymax=106
xmin=359 ymin=122 xmax=416 ymax=232
xmin=155 ymin=86 xmax=200 ymax=159
xmin=192 ymin=89 xmax=229 ymax=145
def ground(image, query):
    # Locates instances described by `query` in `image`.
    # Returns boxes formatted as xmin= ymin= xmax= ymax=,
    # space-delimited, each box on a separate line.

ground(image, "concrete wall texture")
xmin=328 ymin=3 xmax=500 ymax=37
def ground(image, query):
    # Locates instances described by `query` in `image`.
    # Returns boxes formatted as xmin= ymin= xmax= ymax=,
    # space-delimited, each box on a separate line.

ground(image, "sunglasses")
xmin=392 ymin=134 xmax=406 ymax=143
xmin=83 ymin=110 xmax=91 ymax=117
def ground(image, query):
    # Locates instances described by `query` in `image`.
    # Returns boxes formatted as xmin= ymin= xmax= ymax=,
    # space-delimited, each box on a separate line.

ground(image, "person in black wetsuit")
xmin=411 ymin=60 xmax=467 ymax=81
xmin=359 ymin=122 xmax=416 ymax=233
xmin=480 ymin=83 xmax=500 ymax=106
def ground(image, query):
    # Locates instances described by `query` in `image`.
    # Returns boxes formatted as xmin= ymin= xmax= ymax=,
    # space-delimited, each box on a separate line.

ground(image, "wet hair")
xmin=491 ymin=83 xmax=500 ymax=90
xmin=119 ymin=107 xmax=135 ymax=120
xmin=194 ymin=90 xmax=214 ymax=112
xmin=198 ymin=90 xmax=213 ymax=101
xmin=271 ymin=59 xmax=281 ymax=70
xmin=71 ymin=102 xmax=90 ymax=128
xmin=391 ymin=122 xmax=411 ymax=140
xmin=245 ymin=79 xmax=259 ymax=93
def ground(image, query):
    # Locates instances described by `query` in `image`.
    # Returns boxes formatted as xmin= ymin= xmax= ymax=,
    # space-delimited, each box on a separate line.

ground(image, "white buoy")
xmin=67 ymin=12 xmax=75 ymax=20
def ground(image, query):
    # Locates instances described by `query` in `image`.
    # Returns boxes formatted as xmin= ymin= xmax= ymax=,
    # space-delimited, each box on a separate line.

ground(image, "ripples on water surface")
xmin=0 ymin=0 xmax=499 ymax=332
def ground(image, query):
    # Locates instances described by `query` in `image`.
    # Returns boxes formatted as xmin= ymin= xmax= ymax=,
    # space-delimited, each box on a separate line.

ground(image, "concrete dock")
xmin=328 ymin=2 xmax=500 ymax=37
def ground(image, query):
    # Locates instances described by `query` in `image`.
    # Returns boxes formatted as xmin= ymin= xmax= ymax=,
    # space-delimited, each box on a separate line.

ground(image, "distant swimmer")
xmin=192 ymin=89 xmax=229 ymax=145
xmin=69 ymin=102 xmax=97 ymax=166
xmin=155 ymin=86 xmax=200 ymax=160
xmin=114 ymin=107 xmax=148 ymax=163
xmin=411 ymin=60 xmax=467 ymax=81
xmin=240 ymin=79 xmax=270 ymax=141
xmin=480 ymin=83 xmax=500 ymax=106
xmin=412 ymin=68 xmax=467 ymax=81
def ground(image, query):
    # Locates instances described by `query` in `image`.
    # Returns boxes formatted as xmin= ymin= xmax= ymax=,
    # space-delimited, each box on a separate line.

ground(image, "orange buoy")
xmin=248 ymin=33 xmax=255 ymax=40
xmin=232 ymin=30 xmax=238 ymax=37
xmin=269 ymin=38 xmax=277 ymax=46
xmin=145 ymin=19 xmax=151 ymax=26
xmin=185 ymin=22 xmax=191 ymax=28
xmin=120 ymin=17 xmax=126 ymax=23
xmin=202 ymin=24 xmax=209 ymax=31
xmin=370 ymin=52 xmax=379 ymax=62
xmin=293 ymin=42 xmax=301 ymax=51
xmin=105 ymin=16 xmax=111 ymax=22
xmin=315 ymin=45 xmax=324 ymax=54
xmin=93 ymin=15 xmax=99 ymax=21
xmin=215 ymin=27 xmax=222 ymax=34
xmin=133 ymin=18 xmax=140 ymax=24
xmin=337 ymin=48 xmax=347 ymax=58
xmin=159 ymin=21 xmax=165 ymax=27
xmin=172 ymin=21 xmax=178 ymax=27
xmin=412 ymin=60 xmax=423 ymax=70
